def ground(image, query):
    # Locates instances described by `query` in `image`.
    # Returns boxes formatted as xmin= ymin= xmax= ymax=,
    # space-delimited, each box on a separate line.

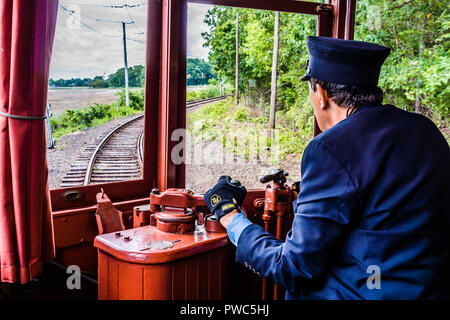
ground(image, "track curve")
xmin=59 ymin=95 xmax=229 ymax=188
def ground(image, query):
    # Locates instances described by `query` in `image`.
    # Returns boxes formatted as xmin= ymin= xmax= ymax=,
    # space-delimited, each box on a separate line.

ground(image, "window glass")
xmin=47 ymin=1 xmax=147 ymax=189
xmin=184 ymin=3 xmax=316 ymax=192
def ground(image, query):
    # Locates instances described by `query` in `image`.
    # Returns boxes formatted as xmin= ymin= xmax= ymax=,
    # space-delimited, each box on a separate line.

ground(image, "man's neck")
xmin=321 ymin=102 xmax=349 ymax=131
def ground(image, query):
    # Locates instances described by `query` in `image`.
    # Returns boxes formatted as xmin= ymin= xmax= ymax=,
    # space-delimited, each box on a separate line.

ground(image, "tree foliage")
xmin=202 ymin=7 xmax=317 ymax=149
xmin=50 ymin=58 xmax=216 ymax=88
xmin=202 ymin=1 xmax=449 ymax=137
xmin=107 ymin=65 xmax=145 ymax=87
xmin=49 ymin=65 xmax=145 ymax=88
xmin=187 ymin=58 xmax=216 ymax=85
xmin=355 ymin=0 xmax=449 ymax=121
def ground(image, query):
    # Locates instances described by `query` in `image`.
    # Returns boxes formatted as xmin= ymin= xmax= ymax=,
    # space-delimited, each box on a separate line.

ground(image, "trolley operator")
xmin=204 ymin=36 xmax=450 ymax=299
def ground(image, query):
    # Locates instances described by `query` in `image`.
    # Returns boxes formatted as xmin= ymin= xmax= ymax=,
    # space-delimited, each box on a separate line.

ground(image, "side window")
xmin=47 ymin=2 xmax=147 ymax=190
xmin=183 ymin=2 xmax=320 ymax=192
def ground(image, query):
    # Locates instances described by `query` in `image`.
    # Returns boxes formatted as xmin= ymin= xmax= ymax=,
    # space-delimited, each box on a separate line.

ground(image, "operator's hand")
xmin=204 ymin=176 xmax=247 ymax=221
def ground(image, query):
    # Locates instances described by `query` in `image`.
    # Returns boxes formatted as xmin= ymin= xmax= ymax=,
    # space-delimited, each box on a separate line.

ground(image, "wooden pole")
xmin=235 ymin=12 xmax=239 ymax=106
xmin=122 ymin=22 xmax=130 ymax=108
xmin=268 ymin=11 xmax=280 ymax=138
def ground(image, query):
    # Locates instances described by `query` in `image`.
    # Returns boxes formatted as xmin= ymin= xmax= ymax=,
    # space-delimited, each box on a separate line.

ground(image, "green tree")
xmin=202 ymin=7 xmax=250 ymax=91
xmin=355 ymin=0 xmax=449 ymax=122
xmin=187 ymin=58 xmax=215 ymax=85
xmin=107 ymin=65 xmax=145 ymax=88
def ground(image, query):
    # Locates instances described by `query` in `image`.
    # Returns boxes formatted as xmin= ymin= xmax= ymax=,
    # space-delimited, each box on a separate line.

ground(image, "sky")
xmin=50 ymin=1 xmax=212 ymax=80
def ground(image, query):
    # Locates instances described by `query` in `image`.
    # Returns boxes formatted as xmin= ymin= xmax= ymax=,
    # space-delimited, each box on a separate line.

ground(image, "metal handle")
xmin=60 ymin=190 xmax=84 ymax=201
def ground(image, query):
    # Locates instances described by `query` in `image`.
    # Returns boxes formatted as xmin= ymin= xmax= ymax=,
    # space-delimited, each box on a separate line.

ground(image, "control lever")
xmin=230 ymin=179 xmax=241 ymax=186
xmin=260 ymin=169 xmax=289 ymax=185
xmin=258 ymin=169 xmax=292 ymax=300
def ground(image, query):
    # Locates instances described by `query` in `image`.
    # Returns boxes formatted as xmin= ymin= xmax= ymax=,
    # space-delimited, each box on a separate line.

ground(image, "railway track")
xmin=186 ymin=95 xmax=231 ymax=109
xmin=59 ymin=95 xmax=229 ymax=188
xmin=59 ymin=115 xmax=144 ymax=188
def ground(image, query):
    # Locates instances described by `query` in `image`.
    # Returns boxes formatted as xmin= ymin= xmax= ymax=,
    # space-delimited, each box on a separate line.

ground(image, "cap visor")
xmin=300 ymin=73 xmax=310 ymax=81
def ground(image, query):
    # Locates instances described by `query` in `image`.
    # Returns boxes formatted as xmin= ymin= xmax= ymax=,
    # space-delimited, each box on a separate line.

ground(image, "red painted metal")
xmin=258 ymin=171 xmax=293 ymax=300
xmin=94 ymin=191 xmax=125 ymax=235
xmin=328 ymin=0 xmax=356 ymax=40
xmin=133 ymin=204 xmax=151 ymax=228
xmin=314 ymin=0 xmax=357 ymax=137
xmin=93 ymin=187 xmax=269 ymax=300
xmin=330 ymin=0 xmax=347 ymax=39
xmin=205 ymin=216 xmax=227 ymax=233
xmin=94 ymin=223 xmax=232 ymax=300
xmin=344 ymin=0 xmax=357 ymax=40
xmin=150 ymin=188 xmax=205 ymax=208
xmin=158 ymin=0 xmax=187 ymax=190
xmin=189 ymin=0 xmax=323 ymax=15
xmin=150 ymin=188 xmax=204 ymax=233
xmin=317 ymin=5 xmax=334 ymax=38
xmin=97 ymin=243 xmax=232 ymax=300
xmin=141 ymin=0 xmax=163 ymax=186
xmin=52 ymin=196 xmax=150 ymax=274
xmin=95 ymin=225 xmax=229 ymax=265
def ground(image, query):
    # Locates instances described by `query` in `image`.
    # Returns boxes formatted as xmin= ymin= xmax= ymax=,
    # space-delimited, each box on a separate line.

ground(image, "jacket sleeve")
xmin=235 ymin=140 xmax=360 ymax=291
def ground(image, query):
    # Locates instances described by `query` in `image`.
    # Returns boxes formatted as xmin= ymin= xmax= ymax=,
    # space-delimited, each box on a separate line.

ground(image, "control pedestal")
xmin=94 ymin=188 xmax=232 ymax=300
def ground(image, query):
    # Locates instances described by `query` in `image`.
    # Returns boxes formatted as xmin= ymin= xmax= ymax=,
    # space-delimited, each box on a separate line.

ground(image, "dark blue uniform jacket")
xmin=236 ymin=104 xmax=450 ymax=299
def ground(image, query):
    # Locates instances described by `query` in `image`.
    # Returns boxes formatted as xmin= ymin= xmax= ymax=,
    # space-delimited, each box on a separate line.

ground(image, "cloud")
xmin=187 ymin=3 xmax=212 ymax=60
xmin=50 ymin=1 xmax=213 ymax=79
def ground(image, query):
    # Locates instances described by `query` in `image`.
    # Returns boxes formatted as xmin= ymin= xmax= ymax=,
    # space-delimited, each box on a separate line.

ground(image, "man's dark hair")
xmin=308 ymin=77 xmax=384 ymax=109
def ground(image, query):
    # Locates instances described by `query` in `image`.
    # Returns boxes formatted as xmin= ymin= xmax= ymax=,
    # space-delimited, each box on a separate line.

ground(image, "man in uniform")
xmin=204 ymin=36 xmax=450 ymax=299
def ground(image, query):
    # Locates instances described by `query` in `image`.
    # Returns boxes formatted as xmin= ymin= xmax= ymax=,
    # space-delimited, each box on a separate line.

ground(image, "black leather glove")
xmin=204 ymin=176 xmax=247 ymax=221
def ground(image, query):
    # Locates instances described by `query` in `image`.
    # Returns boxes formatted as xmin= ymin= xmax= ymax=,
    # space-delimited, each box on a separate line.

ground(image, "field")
xmin=47 ymin=88 xmax=123 ymax=115
xmin=47 ymin=86 xmax=213 ymax=116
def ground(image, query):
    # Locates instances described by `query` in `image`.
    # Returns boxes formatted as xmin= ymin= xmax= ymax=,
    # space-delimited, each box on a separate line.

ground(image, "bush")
xmin=51 ymin=101 xmax=142 ymax=139
xmin=234 ymin=107 xmax=248 ymax=122
xmin=187 ymin=85 xmax=224 ymax=102
xmin=116 ymin=89 xmax=145 ymax=110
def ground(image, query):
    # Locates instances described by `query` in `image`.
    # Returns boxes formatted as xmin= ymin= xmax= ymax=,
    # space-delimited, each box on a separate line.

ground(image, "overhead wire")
xmin=124 ymin=0 xmax=146 ymax=35
xmin=58 ymin=4 xmax=145 ymax=44
xmin=59 ymin=1 xmax=147 ymax=9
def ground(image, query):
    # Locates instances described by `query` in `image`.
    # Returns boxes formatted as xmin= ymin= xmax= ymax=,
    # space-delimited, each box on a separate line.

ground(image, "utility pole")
xmin=235 ymin=12 xmax=239 ymax=106
xmin=268 ymin=11 xmax=280 ymax=139
xmin=122 ymin=22 xmax=130 ymax=109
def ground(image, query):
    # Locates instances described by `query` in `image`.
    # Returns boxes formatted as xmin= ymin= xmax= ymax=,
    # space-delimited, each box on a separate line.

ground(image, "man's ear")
xmin=316 ymin=83 xmax=329 ymax=110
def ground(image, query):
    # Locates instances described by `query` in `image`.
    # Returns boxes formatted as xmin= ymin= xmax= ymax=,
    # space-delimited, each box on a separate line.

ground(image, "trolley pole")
xmin=122 ymin=22 xmax=130 ymax=108
xmin=268 ymin=11 xmax=280 ymax=140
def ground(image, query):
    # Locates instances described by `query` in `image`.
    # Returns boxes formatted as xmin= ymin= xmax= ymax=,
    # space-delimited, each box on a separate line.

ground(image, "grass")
xmin=187 ymin=97 xmax=314 ymax=162
xmin=49 ymin=86 xmax=232 ymax=141
xmin=50 ymin=104 xmax=142 ymax=139
xmin=50 ymin=89 xmax=145 ymax=139
xmin=186 ymin=84 xmax=233 ymax=102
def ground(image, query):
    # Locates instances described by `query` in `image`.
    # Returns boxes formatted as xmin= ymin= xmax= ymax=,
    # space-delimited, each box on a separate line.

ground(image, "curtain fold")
xmin=0 ymin=0 xmax=58 ymax=284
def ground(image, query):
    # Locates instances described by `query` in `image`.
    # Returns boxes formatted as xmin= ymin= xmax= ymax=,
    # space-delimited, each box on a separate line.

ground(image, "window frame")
xmin=50 ymin=0 xmax=162 ymax=211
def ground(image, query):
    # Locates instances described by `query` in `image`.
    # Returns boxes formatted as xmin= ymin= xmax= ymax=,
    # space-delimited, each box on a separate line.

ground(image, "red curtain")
xmin=0 ymin=0 xmax=58 ymax=284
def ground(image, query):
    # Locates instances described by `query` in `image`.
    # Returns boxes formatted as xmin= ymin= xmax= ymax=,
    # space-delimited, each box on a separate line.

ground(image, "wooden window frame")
xmin=50 ymin=0 xmax=162 ymax=211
